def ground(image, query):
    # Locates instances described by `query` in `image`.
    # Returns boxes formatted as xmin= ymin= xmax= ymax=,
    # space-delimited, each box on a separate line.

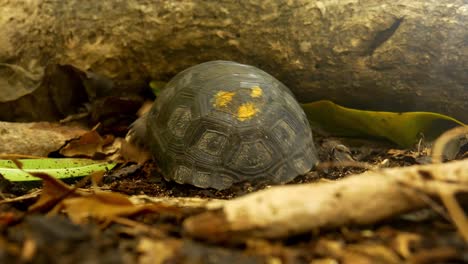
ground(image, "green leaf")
xmin=301 ymin=100 xmax=466 ymax=147
xmin=149 ymin=81 xmax=167 ymax=96
xmin=0 ymin=158 xmax=116 ymax=182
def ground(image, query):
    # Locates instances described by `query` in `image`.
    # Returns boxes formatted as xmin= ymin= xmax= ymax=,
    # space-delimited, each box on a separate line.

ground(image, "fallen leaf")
xmin=28 ymin=172 xmax=79 ymax=213
xmin=26 ymin=172 xmax=181 ymax=224
xmin=58 ymin=191 xmax=181 ymax=224
xmin=149 ymin=81 xmax=166 ymax=97
xmin=302 ymin=100 xmax=465 ymax=147
xmin=0 ymin=158 xmax=116 ymax=182
xmin=119 ymin=139 xmax=151 ymax=164
xmin=59 ymin=192 xmax=140 ymax=224
xmin=59 ymin=130 xmax=112 ymax=158
xmin=0 ymin=211 xmax=22 ymax=226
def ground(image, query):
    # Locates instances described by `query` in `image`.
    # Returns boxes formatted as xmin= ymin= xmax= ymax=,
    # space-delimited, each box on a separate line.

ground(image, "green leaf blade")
xmin=302 ymin=100 xmax=465 ymax=147
xmin=0 ymin=158 xmax=116 ymax=182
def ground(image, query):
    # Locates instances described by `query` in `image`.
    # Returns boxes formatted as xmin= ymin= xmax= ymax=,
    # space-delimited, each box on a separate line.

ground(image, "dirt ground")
xmin=0 ymin=133 xmax=466 ymax=264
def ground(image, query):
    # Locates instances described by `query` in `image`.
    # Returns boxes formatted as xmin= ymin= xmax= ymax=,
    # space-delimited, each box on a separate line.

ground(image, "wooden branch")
xmin=183 ymin=159 xmax=468 ymax=241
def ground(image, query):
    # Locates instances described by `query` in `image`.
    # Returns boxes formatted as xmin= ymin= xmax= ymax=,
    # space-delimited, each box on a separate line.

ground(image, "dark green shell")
xmin=132 ymin=60 xmax=318 ymax=189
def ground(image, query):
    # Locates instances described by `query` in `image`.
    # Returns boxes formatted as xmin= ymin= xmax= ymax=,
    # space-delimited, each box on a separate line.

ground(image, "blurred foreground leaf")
xmin=302 ymin=100 xmax=465 ymax=147
xmin=0 ymin=158 xmax=116 ymax=182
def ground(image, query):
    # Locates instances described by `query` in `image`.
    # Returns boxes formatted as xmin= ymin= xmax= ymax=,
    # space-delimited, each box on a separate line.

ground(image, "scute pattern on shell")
xmin=144 ymin=60 xmax=318 ymax=190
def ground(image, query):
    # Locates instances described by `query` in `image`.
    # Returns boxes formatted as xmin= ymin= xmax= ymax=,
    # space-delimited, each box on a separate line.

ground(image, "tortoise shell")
xmin=130 ymin=60 xmax=318 ymax=189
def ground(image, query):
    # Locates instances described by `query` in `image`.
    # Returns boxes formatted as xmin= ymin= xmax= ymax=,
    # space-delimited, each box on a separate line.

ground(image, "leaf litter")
xmin=0 ymin=111 xmax=467 ymax=263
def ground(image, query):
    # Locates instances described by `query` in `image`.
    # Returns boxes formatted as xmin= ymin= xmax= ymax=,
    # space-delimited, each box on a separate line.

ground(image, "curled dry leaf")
xmin=28 ymin=172 xmax=81 ymax=213
xmin=58 ymin=192 xmax=150 ymax=224
xmin=432 ymin=126 xmax=468 ymax=163
xmin=391 ymin=232 xmax=422 ymax=259
xmin=59 ymin=130 xmax=119 ymax=159
xmin=27 ymin=172 xmax=185 ymax=226
xmin=119 ymin=139 xmax=151 ymax=164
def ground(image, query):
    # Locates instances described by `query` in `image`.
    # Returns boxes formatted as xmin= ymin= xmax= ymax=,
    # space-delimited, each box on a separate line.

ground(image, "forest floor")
xmin=1 ymin=133 xmax=467 ymax=264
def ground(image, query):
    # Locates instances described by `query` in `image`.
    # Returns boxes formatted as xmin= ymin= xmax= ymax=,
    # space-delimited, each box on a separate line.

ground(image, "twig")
xmin=438 ymin=185 xmax=468 ymax=242
xmin=432 ymin=126 xmax=468 ymax=163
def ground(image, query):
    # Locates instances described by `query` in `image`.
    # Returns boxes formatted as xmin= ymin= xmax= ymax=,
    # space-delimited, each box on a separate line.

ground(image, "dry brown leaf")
xmin=60 ymin=195 xmax=145 ymax=224
xmin=59 ymin=130 xmax=109 ymax=158
xmin=54 ymin=191 xmax=181 ymax=224
xmin=60 ymin=130 xmax=123 ymax=161
xmin=27 ymin=173 xmax=80 ymax=213
xmin=26 ymin=172 xmax=180 ymax=226
xmin=90 ymin=170 xmax=105 ymax=186
xmin=119 ymin=139 xmax=151 ymax=164
xmin=0 ymin=211 xmax=22 ymax=226
xmin=112 ymin=217 xmax=166 ymax=238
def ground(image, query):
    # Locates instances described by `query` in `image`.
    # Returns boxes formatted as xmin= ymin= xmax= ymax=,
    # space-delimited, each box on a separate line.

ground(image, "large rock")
xmin=0 ymin=0 xmax=466 ymax=122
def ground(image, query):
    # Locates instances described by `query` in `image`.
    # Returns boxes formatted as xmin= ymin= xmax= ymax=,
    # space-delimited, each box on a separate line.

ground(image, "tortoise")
xmin=128 ymin=60 xmax=318 ymax=190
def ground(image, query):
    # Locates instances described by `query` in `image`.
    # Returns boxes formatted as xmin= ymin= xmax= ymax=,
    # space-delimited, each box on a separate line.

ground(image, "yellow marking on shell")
xmin=214 ymin=91 xmax=235 ymax=108
xmin=250 ymin=86 xmax=263 ymax=98
xmin=237 ymin=102 xmax=258 ymax=121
